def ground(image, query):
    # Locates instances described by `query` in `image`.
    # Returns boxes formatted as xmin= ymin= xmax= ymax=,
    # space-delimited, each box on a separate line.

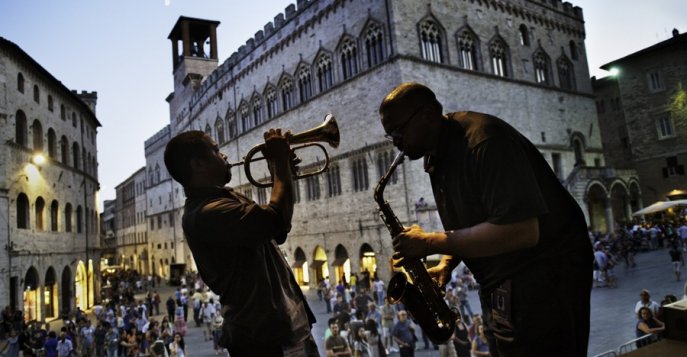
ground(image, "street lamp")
xmin=31 ymin=153 xmax=46 ymax=166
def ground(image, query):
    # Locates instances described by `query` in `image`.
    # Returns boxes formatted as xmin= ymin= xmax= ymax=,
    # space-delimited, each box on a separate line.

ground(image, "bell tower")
xmin=167 ymin=16 xmax=220 ymax=125
xmin=168 ymin=16 xmax=220 ymax=93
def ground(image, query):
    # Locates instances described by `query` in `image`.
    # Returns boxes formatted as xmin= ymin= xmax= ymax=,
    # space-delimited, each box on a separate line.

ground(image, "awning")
xmin=632 ymin=199 xmax=687 ymax=216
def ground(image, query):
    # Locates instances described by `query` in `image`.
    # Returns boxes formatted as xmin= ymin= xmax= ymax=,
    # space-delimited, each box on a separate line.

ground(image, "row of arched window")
xmin=15 ymin=193 xmax=96 ymax=234
xmin=14 ymin=110 xmax=97 ymax=176
xmin=204 ymin=21 xmax=387 ymax=144
xmin=17 ymin=72 xmax=96 ymax=143
xmin=417 ymin=19 xmax=577 ymax=90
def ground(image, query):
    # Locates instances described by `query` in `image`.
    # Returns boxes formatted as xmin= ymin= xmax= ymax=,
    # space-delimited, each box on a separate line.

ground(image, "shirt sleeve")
xmin=197 ymin=196 xmax=287 ymax=248
xmin=470 ymin=135 xmax=548 ymax=225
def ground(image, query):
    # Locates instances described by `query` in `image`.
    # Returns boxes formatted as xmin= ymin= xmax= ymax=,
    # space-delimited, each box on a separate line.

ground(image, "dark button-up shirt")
xmin=182 ymin=186 xmax=315 ymax=345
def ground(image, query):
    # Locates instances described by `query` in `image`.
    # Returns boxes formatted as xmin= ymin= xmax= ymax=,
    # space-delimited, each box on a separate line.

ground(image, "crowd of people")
xmin=319 ymin=268 xmax=486 ymax=357
xmin=590 ymin=222 xmax=687 ymax=288
xmin=0 ymin=270 xmax=229 ymax=357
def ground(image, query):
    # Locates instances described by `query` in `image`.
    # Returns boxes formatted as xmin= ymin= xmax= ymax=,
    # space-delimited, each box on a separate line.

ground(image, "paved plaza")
xmin=41 ymin=247 xmax=684 ymax=357
xmin=181 ymin=247 xmax=685 ymax=356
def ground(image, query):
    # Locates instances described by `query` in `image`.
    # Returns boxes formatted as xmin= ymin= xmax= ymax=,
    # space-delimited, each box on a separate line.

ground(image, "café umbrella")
xmin=632 ymin=199 xmax=687 ymax=216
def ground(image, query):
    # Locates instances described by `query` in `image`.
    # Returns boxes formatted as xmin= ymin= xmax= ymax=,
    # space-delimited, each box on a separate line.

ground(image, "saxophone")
xmin=374 ymin=151 xmax=457 ymax=344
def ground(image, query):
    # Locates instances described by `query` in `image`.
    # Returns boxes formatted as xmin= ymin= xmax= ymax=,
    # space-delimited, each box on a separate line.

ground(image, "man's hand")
xmin=392 ymin=224 xmax=434 ymax=265
xmin=262 ymin=128 xmax=292 ymax=167
xmin=426 ymin=262 xmax=452 ymax=289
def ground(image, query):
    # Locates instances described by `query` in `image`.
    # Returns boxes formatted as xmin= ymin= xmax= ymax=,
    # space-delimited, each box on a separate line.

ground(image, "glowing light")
xmin=32 ymin=153 xmax=46 ymax=166
xmin=609 ymin=67 xmax=620 ymax=77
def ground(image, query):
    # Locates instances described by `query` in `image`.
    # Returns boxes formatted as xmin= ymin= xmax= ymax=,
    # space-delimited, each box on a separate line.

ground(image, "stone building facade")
xmin=123 ymin=0 xmax=637 ymax=287
xmin=594 ymin=30 xmax=687 ymax=209
xmin=114 ymin=168 xmax=150 ymax=274
xmin=143 ymin=126 xmax=193 ymax=279
xmin=0 ymin=37 xmax=101 ymax=320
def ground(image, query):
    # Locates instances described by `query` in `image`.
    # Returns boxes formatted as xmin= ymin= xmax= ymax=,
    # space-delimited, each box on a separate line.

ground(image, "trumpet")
xmin=229 ymin=114 xmax=340 ymax=188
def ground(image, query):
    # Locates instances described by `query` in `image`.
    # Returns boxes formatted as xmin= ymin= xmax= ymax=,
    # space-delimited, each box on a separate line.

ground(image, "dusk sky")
xmin=1 ymin=0 xmax=686 ymax=208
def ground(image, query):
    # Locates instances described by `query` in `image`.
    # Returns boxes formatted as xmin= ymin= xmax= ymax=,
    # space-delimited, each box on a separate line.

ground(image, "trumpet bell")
xmin=290 ymin=114 xmax=339 ymax=149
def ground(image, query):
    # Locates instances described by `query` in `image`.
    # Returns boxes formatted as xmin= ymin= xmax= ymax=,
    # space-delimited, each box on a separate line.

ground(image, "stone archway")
xmin=23 ymin=266 xmax=40 ymax=321
xmin=75 ymin=261 xmax=87 ymax=310
xmin=44 ymin=267 xmax=58 ymax=318
xmin=312 ymin=246 xmax=329 ymax=285
xmin=333 ymin=244 xmax=351 ymax=286
xmin=586 ymin=182 xmax=609 ymax=234
xmin=359 ymin=243 xmax=377 ymax=278
xmin=292 ymin=247 xmax=309 ymax=286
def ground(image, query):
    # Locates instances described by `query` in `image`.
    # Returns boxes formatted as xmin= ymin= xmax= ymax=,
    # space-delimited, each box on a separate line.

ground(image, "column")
xmin=605 ymin=198 xmax=615 ymax=235
xmin=181 ymin=20 xmax=191 ymax=57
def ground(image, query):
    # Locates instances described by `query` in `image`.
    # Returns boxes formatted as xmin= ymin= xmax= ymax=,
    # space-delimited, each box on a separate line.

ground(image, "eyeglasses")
xmin=384 ymin=106 xmax=424 ymax=142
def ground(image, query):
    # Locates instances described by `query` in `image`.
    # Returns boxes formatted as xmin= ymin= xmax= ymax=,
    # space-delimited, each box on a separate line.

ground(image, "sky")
xmin=1 ymin=0 xmax=686 ymax=208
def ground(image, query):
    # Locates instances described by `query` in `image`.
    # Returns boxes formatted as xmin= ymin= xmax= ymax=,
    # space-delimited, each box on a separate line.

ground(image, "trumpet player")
xmin=164 ymin=129 xmax=319 ymax=357
xmin=379 ymin=82 xmax=593 ymax=357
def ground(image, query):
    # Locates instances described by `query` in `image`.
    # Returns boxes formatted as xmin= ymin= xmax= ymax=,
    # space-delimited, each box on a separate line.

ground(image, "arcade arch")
xmin=292 ymin=247 xmax=309 ymax=286
xmin=44 ymin=267 xmax=58 ymax=318
xmin=23 ymin=266 xmax=40 ymax=321
xmin=332 ymin=244 xmax=351 ymax=285
xmin=312 ymin=246 xmax=329 ymax=285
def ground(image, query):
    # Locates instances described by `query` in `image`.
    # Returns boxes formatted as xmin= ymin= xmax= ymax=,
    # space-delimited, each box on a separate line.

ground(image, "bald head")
xmin=379 ymin=82 xmax=442 ymax=128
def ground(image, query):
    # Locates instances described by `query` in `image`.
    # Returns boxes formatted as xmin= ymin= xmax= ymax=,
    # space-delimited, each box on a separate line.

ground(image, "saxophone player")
xmin=379 ymin=82 xmax=593 ymax=357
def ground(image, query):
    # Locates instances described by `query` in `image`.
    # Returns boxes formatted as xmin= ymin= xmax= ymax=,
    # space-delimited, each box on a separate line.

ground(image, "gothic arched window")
xmin=280 ymin=77 xmax=294 ymax=112
xmin=225 ymin=109 xmax=237 ymax=139
xmin=489 ymin=37 xmax=509 ymax=77
xmin=365 ymin=23 xmax=385 ymax=67
xmin=240 ymin=102 xmax=250 ymax=132
xmin=557 ymin=56 xmax=575 ymax=90
xmin=297 ymin=65 xmax=313 ymax=103
xmin=252 ymin=95 xmax=263 ymax=127
xmin=533 ymin=49 xmax=551 ymax=85
xmin=457 ymin=29 xmax=479 ymax=71
xmin=340 ymin=38 xmax=358 ymax=80
xmin=215 ymin=117 xmax=225 ymax=144
xmin=265 ymin=86 xmax=278 ymax=119
xmin=419 ymin=20 xmax=443 ymax=63
xmin=317 ymin=54 xmax=334 ymax=91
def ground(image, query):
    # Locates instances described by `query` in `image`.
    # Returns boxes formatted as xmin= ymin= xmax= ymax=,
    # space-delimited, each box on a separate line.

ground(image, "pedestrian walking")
xmin=669 ymin=244 xmax=684 ymax=281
